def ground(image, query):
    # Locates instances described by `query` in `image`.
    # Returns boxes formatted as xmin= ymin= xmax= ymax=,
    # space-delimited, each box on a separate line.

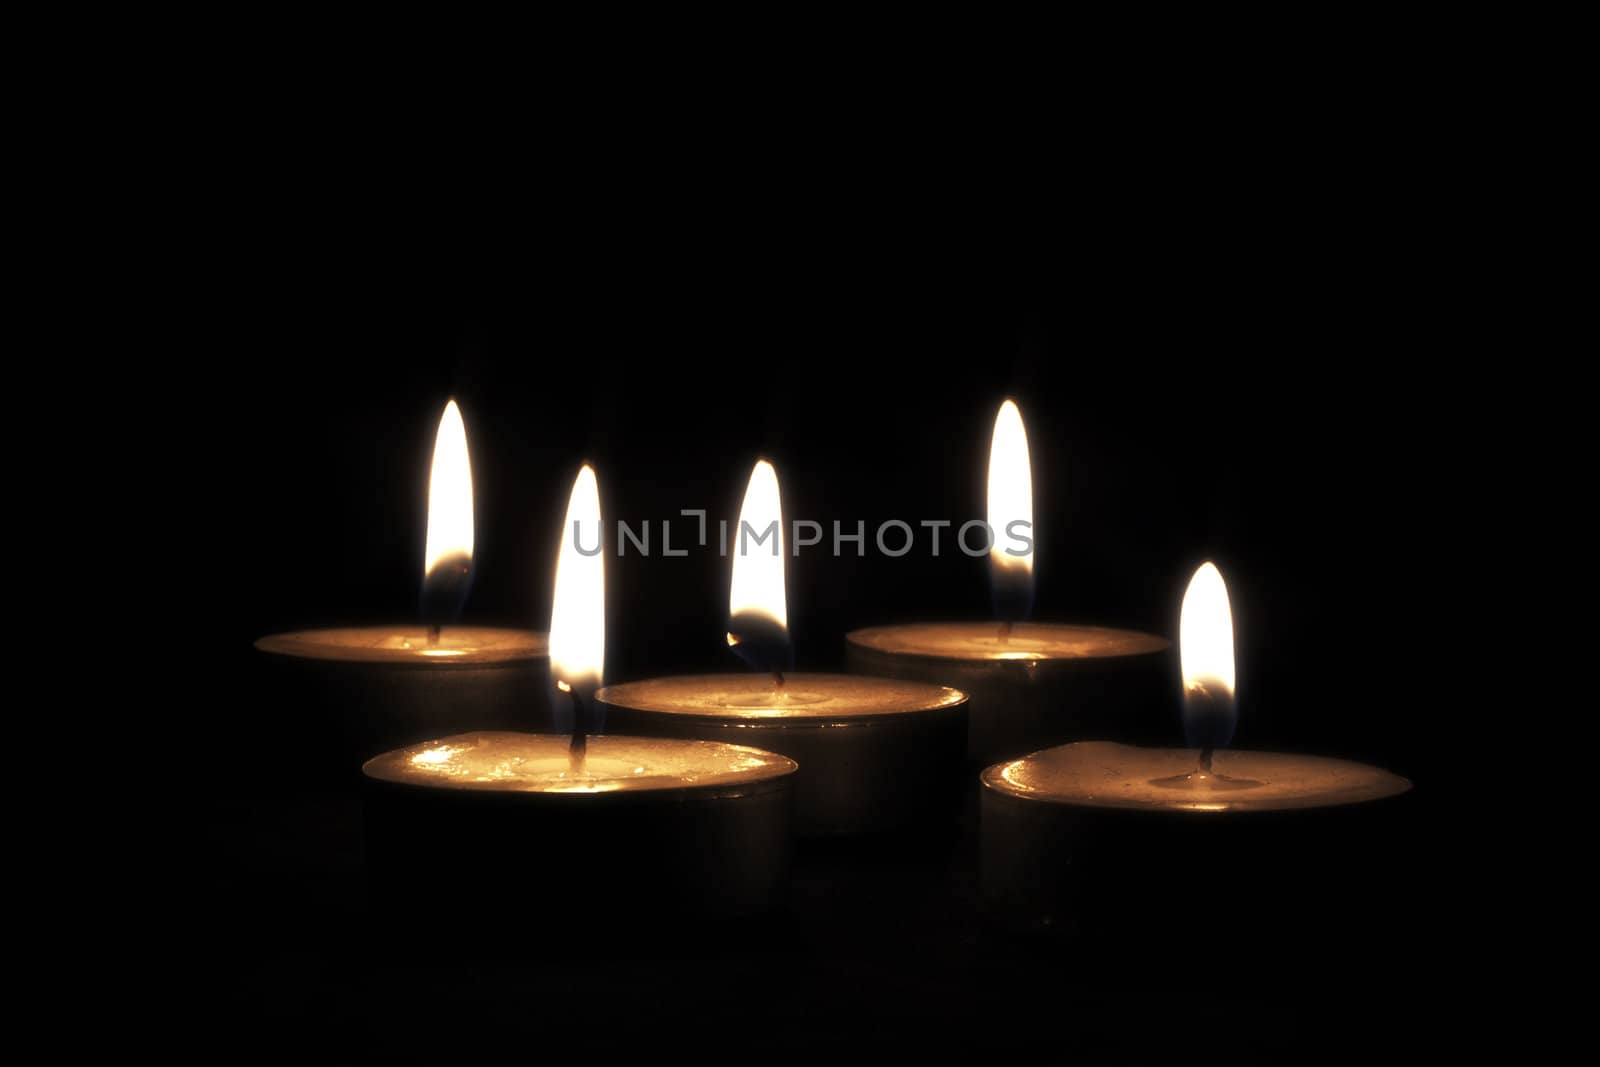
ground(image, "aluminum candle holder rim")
xmin=846 ymin=622 xmax=1172 ymax=664
xmin=363 ymin=775 xmax=799 ymax=807
xmin=363 ymin=734 xmax=799 ymax=803
xmin=596 ymin=673 xmax=968 ymax=727
xmin=981 ymin=741 xmax=1413 ymax=815
xmin=256 ymin=627 xmax=549 ymax=668
xmin=605 ymin=714 xmax=965 ymax=733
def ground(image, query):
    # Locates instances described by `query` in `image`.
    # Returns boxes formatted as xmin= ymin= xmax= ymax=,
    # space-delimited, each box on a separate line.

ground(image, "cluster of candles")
xmin=259 ymin=399 xmax=1410 ymax=924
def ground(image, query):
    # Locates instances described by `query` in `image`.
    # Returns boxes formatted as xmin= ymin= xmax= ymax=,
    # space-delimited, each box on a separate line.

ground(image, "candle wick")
xmin=997 ymin=620 xmax=1012 ymax=645
xmin=568 ymin=689 xmax=588 ymax=774
xmin=772 ymin=671 xmax=785 ymax=689
xmin=427 ymin=625 xmax=441 ymax=648
xmin=1198 ymin=746 xmax=1213 ymax=776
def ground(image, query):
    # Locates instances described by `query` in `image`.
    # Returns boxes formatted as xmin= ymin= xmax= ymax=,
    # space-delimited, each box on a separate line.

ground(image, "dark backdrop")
xmin=226 ymin=256 xmax=1434 ymax=779
xmin=200 ymin=218 xmax=1450 ymax=1053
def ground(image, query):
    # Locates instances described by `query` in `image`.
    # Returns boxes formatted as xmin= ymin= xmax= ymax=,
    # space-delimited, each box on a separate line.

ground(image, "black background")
xmin=229 ymin=240 xmax=1438 ymax=775
xmin=195 ymin=205 xmax=1455 ymax=1054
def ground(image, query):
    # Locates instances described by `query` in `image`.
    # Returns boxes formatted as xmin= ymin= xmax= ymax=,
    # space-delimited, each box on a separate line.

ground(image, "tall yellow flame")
xmin=423 ymin=400 xmax=474 ymax=579
xmin=728 ymin=460 xmax=787 ymax=634
xmin=1180 ymin=562 xmax=1235 ymax=696
xmin=549 ymin=465 xmax=605 ymax=690
xmin=986 ymin=399 xmax=1033 ymax=574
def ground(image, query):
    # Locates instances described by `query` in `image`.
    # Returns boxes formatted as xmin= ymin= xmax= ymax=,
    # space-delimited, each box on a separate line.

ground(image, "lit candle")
xmin=255 ymin=400 xmax=548 ymax=772
xmin=978 ymin=562 xmax=1412 ymax=937
xmin=847 ymin=400 xmax=1173 ymax=764
xmin=548 ymin=463 xmax=606 ymax=756
xmin=598 ymin=460 xmax=968 ymax=836
xmin=1177 ymin=561 xmax=1237 ymax=767
xmin=362 ymin=465 xmax=800 ymax=920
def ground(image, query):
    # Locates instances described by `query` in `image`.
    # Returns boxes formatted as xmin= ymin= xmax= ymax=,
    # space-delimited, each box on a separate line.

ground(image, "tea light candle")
xmin=255 ymin=625 xmax=549 ymax=765
xmin=979 ymin=742 xmax=1411 ymax=934
xmin=846 ymin=401 xmax=1173 ymax=764
xmin=600 ymin=460 xmax=970 ymax=836
xmin=255 ymin=401 xmax=549 ymax=772
xmin=363 ymin=730 xmax=797 ymax=918
xmin=847 ymin=622 xmax=1171 ymax=765
xmin=598 ymin=673 xmax=966 ymax=836
xmin=979 ymin=564 xmax=1413 ymax=938
xmin=364 ymin=463 xmax=803 ymax=921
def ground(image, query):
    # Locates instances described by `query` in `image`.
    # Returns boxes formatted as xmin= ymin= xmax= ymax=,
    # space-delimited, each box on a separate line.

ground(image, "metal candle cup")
xmin=255 ymin=626 xmax=550 ymax=774
xmin=846 ymin=622 xmax=1173 ymax=765
xmin=257 ymin=400 xmax=538 ymax=777
xmin=363 ymin=731 xmax=798 ymax=920
xmin=979 ymin=741 xmax=1413 ymax=938
xmin=847 ymin=402 xmax=1171 ymax=764
xmin=597 ymin=673 xmax=968 ymax=836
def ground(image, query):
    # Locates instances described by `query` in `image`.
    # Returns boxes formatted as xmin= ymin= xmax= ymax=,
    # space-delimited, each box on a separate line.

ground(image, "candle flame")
xmin=987 ymin=400 xmax=1034 ymax=620
xmin=987 ymin=400 xmax=1033 ymax=574
xmin=728 ymin=459 xmax=787 ymax=636
xmin=549 ymin=465 xmax=604 ymax=690
xmin=1180 ymin=561 xmax=1235 ymax=697
xmin=423 ymin=400 xmax=474 ymax=580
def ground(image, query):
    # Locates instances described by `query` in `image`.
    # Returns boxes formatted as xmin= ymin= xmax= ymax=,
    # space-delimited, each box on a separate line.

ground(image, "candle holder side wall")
xmin=979 ymin=786 xmax=1418 ymax=946
xmin=259 ymin=655 xmax=553 ymax=783
xmin=600 ymin=701 xmax=968 ymax=837
xmin=846 ymin=644 xmax=1176 ymax=765
xmin=362 ymin=774 xmax=794 ymax=926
